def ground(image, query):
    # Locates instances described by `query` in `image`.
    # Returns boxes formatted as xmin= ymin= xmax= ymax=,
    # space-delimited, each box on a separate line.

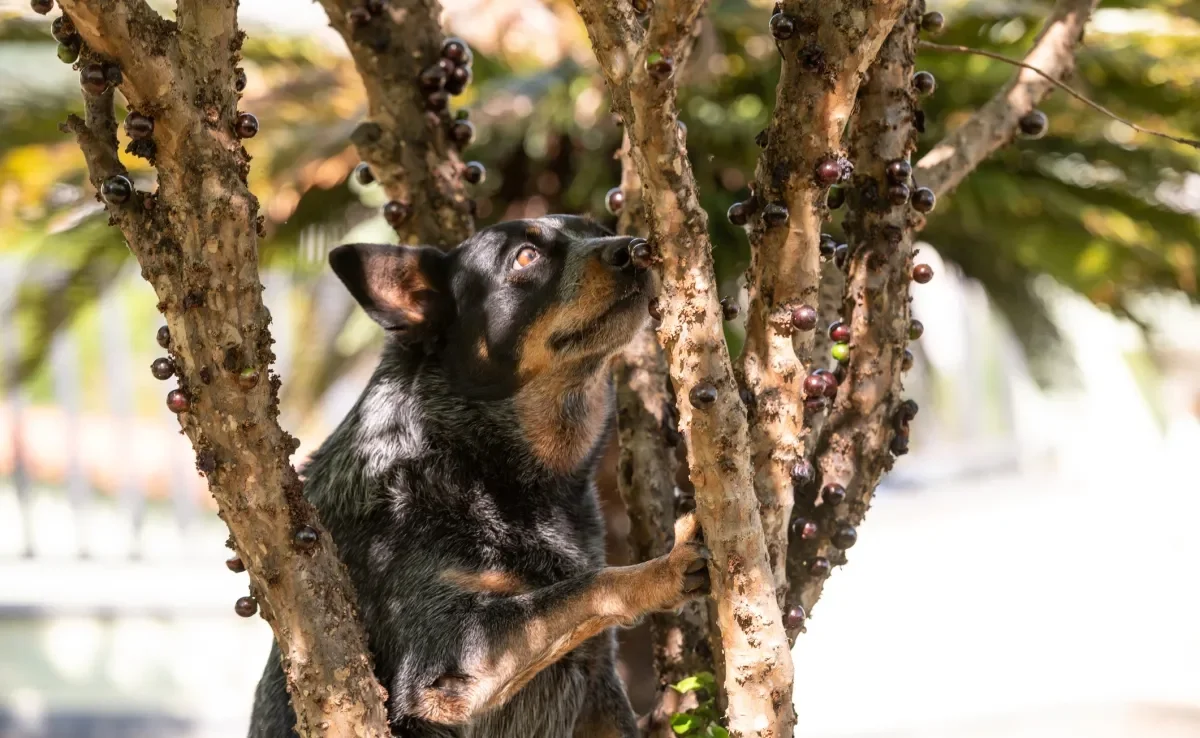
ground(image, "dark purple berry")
xmin=832 ymin=525 xmax=858 ymax=549
xmin=689 ymin=383 xmax=717 ymax=409
xmin=834 ymin=244 xmax=849 ymax=269
xmin=727 ymin=200 xmax=749 ymax=226
xmin=166 ymin=389 xmax=190 ymax=414
xmin=785 ymin=605 xmax=806 ymax=630
xmin=124 ymin=112 xmax=154 ymax=140
xmin=630 ymin=240 xmax=653 ymax=270
xmin=156 ymin=326 xmax=171 ymax=349
xmin=383 ymin=200 xmax=410 ymax=228
xmin=354 ymin=162 xmax=374 ymax=185
xmin=424 ymin=90 xmax=449 ymax=112
xmin=826 ymin=186 xmax=845 ymax=209
xmin=605 ymin=187 xmax=625 ymax=215
xmin=104 ymin=65 xmax=122 ymax=87
xmin=815 ymin=159 xmax=841 ymax=186
xmin=769 ymin=13 xmax=796 ymax=40
xmin=809 ymin=557 xmax=831 ymax=576
xmin=898 ymin=398 xmax=919 ymax=422
xmin=721 ymin=297 xmax=740 ymax=321
xmin=901 ymin=349 xmax=914 ymax=372
xmin=151 ymin=357 xmax=175 ymax=380
xmin=444 ymin=65 xmax=471 ymax=95
xmin=418 ymin=64 xmax=447 ymax=92
xmin=441 ymin=37 xmax=472 ymax=66
xmin=31 ymin=0 xmax=53 ymax=15
xmin=908 ymin=319 xmax=924 ymax=340
xmin=887 ymin=184 xmax=911 ymax=206
xmin=912 ymin=71 xmax=936 ymax=96
xmin=790 ymin=459 xmax=813 ymax=485
xmin=911 ymin=187 xmax=936 ymax=213
xmin=921 ymin=11 xmax=945 ymax=33
xmin=234 ymin=596 xmax=258 ymax=617
xmin=101 ymin=175 xmax=132 ymax=205
xmin=450 ymin=119 xmax=475 ymax=147
xmin=293 ymin=525 xmax=319 ymax=550
xmin=885 ymin=159 xmax=911 ymax=183
xmin=646 ymin=52 xmax=674 ymax=81
xmin=803 ymin=372 xmax=826 ymax=397
xmin=891 ymin=433 xmax=910 ymax=456
xmin=798 ymin=519 xmax=819 ymax=540
xmin=829 ymin=321 xmax=850 ymax=343
xmin=1018 ymin=110 xmax=1048 ymax=139
xmin=804 ymin=397 xmax=826 ymax=413
xmin=463 ymin=161 xmax=486 ymax=184
xmin=819 ymin=233 xmax=837 ymax=258
xmin=821 ymin=483 xmax=846 ymax=506
xmin=816 ymin=368 xmax=838 ymax=398
xmin=235 ymin=68 xmax=247 ymax=93
xmin=51 ymin=15 xmax=76 ymax=42
xmin=913 ymin=264 xmax=934 ymax=283
xmin=235 ymin=112 xmax=259 ymax=139
xmin=791 ymin=305 xmax=818 ymax=331
xmin=81 ymin=63 xmax=108 ymax=95
xmin=762 ymin=203 xmax=789 ymax=227
xmin=225 ymin=556 xmax=245 ymax=573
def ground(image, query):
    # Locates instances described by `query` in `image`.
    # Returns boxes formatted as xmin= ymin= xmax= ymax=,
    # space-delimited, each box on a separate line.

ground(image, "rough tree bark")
xmin=740 ymin=0 xmax=909 ymax=603
xmin=575 ymin=0 xmax=797 ymax=734
xmin=318 ymin=0 xmax=474 ymax=246
xmin=783 ymin=0 xmax=923 ymax=632
xmin=783 ymin=0 xmax=1099 ymax=630
xmin=916 ymin=0 xmax=1100 ymax=198
xmin=55 ymin=1 xmax=390 ymax=735
xmin=612 ymin=136 xmax=715 ymax=735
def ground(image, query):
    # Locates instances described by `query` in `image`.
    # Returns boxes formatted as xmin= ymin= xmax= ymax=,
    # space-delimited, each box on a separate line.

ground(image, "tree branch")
xmin=577 ymin=1 xmax=796 ymax=734
xmin=740 ymin=0 xmax=908 ymax=603
xmin=612 ymin=135 xmax=715 ymax=736
xmin=918 ymin=41 xmax=1200 ymax=151
xmin=784 ymin=0 xmax=924 ymax=637
xmin=317 ymin=0 xmax=474 ymax=247
xmin=57 ymin=1 xmax=391 ymax=735
xmin=915 ymin=0 xmax=1100 ymax=198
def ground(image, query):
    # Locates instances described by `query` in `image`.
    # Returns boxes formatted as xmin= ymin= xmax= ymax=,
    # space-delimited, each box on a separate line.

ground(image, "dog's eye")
xmin=512 ymin=246 xmax=540 ymax=270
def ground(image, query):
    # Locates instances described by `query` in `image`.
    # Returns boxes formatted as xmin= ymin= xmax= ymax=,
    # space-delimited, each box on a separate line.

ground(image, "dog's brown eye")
xmin=513 ymin=246 xmax=539 ymax=270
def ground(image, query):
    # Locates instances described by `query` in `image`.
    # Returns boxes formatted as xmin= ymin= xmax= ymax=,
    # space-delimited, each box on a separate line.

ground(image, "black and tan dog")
xmin=249 ymin=216 xmax=709 ymax=737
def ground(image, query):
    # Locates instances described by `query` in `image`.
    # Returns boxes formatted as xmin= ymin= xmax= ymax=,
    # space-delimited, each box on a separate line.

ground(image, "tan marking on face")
xmin=511 ymin=257 xmax=625 ymax=472
xmin=441 ymin=568 xmax=529 ymax=596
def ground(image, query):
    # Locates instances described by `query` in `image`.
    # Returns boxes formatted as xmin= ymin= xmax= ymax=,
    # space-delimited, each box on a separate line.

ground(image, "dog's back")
xmin=249 ymin=217 xmax=707 ymax=737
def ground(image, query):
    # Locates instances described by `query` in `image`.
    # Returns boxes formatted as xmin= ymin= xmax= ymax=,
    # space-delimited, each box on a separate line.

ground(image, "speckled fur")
xmin=248 ymin=217 xmax=680 ymax=738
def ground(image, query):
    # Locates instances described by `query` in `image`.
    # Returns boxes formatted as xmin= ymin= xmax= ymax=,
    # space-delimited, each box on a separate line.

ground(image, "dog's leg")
xmin=406 ymin=514 xmax=709 ymax=726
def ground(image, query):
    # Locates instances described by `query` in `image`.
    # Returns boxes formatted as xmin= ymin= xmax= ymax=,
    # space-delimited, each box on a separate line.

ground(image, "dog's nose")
xmin=602 ymin=237 xmax=653 ymax=272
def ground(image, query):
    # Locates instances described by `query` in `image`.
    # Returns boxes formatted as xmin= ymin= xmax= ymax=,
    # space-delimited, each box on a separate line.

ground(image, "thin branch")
xmin=739 ymin=0 xmax=909 ymax=605
xmin=915 ymin=0 xmax=1100 ymax=198
xmin=785 ymin=0 xmax=924 ymax=637
xmin=576 ymin=0 xmax=796 ymax=734
xmin=317 ymin=0 xmax=473 ymax=247
xmin=919 ymin=41 xmax=1200 ymax=150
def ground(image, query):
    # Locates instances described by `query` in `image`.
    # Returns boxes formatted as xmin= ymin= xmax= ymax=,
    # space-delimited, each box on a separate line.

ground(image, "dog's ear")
xmin=329 ymin=243 xmax=452 ymax=340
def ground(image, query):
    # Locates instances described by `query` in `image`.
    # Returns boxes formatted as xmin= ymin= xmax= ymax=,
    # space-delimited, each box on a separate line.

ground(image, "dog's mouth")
xmin=547 ymin=284 xmax=649 ymax=354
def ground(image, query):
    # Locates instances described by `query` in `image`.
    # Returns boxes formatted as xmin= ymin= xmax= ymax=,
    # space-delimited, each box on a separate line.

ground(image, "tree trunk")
xmin=57 ymin=1 xmax=390 ymax=735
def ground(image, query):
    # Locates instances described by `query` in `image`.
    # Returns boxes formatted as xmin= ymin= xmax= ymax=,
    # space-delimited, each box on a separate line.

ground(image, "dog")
xmin=248 ymin=215 xmax=710 ymax=737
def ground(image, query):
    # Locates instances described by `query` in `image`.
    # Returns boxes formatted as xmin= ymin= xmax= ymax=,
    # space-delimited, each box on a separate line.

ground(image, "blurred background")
xmin=1 ymin=0 xmax=1198 ymax=736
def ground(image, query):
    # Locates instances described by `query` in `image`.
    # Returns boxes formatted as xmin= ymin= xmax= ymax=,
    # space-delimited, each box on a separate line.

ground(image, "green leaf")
xmin=707 ymin=725 xmax=730 ymax=738
xmin=670 ymin=713 xmax=698 ymax=735
xmin=672 ymin=671 xmax=716 ymax=694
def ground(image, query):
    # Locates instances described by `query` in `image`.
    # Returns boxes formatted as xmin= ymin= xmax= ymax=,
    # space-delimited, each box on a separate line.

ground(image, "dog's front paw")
xmin=656 ymin=512 xmax=711 ymax=610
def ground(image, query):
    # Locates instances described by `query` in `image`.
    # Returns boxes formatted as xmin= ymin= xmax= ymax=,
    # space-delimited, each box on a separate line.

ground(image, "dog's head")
xmin=330 ymin=215 xmax=653 ymax=470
